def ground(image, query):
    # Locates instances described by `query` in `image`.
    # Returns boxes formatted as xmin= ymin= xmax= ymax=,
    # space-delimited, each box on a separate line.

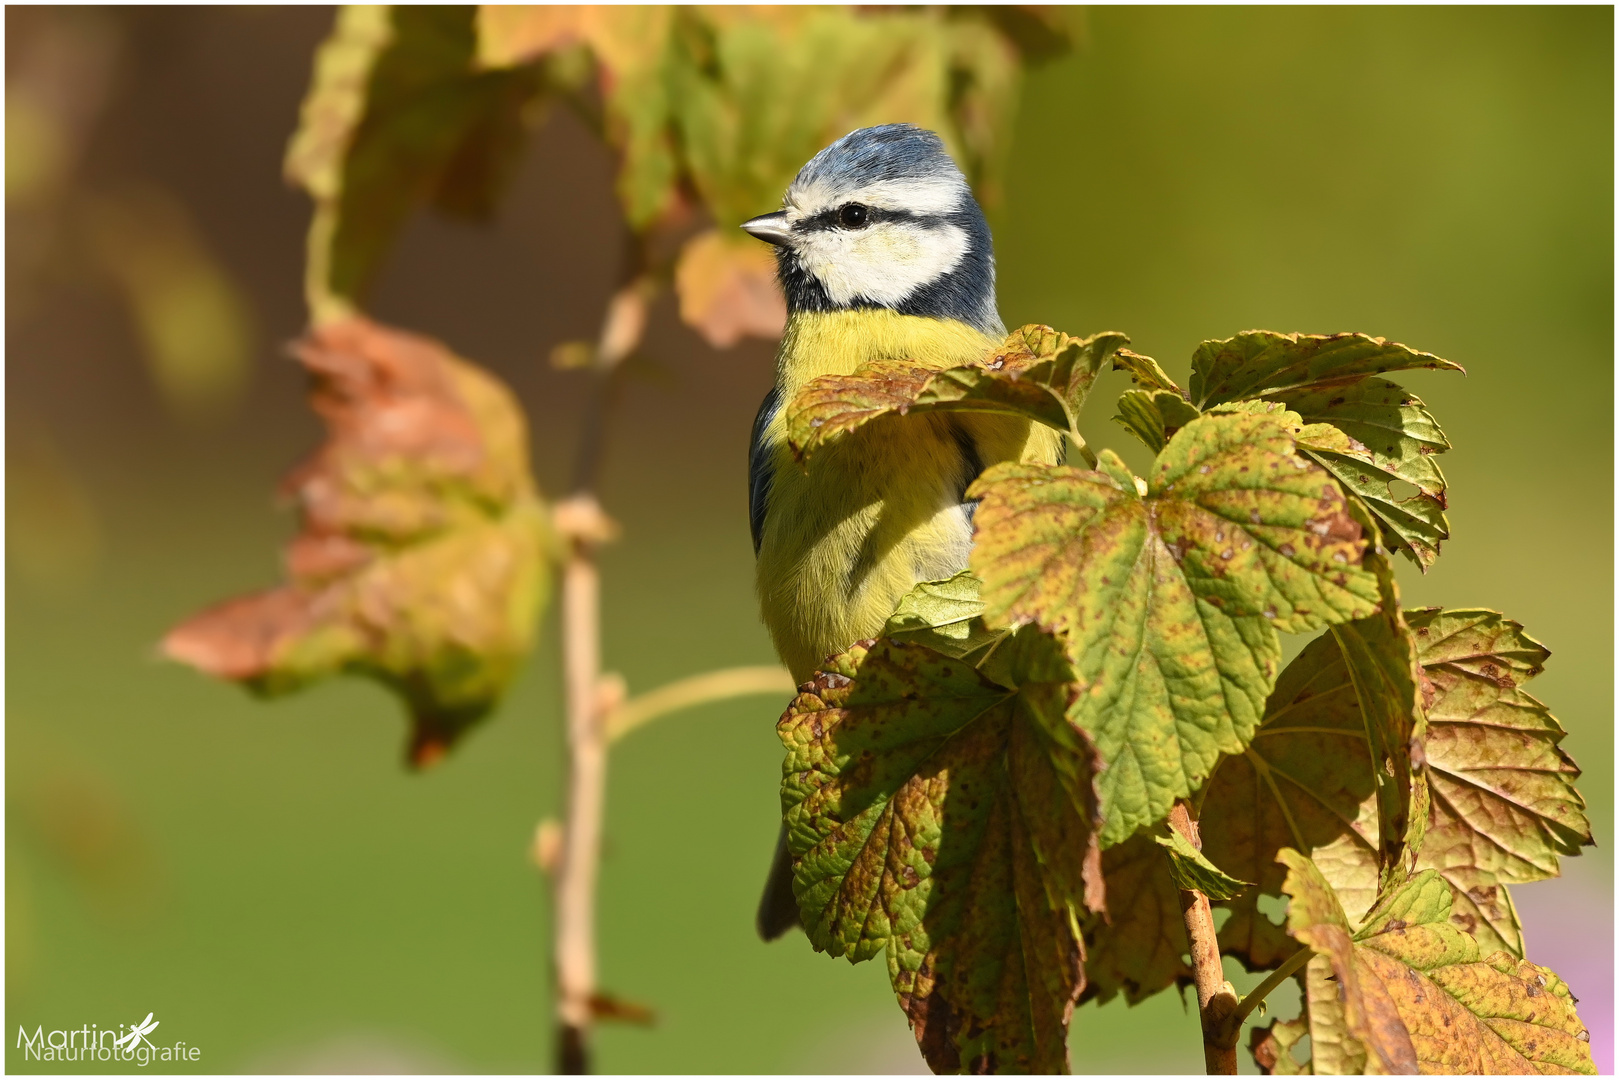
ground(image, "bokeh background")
xmin=6 ymin=6 xmax=1611 ymax=1074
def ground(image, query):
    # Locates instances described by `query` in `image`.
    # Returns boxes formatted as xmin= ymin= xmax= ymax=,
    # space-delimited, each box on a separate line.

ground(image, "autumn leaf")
xmin=475 ymin=5 xmax=680 ymax=228
xmin=1112 ymin=388 xmax=1202 ymax=454
xmin=1275 ymin=850 xmax=1595 ymax=1075
xmin=1207 ymin=604 xmax=1587 ymax=965
xmin=1188 ymin=331 xmax=1463 ymax=410
xmin=673 ymin=228 xmax=784 ymax=348
xmin=779 ymin=631 xmax=1103 ymax=1073
xmin=787 ymin=325 xmax=1127 ymax=459
xmin=1076 ymin=831 xmax=1192 ymax=1005
xmin=969 ymin=409 xmax=1382 ymax=845
xmin=163 ymin=318 xmax=553 ymax=766
xmin=286 ymin=6 xmax=546 ymax=322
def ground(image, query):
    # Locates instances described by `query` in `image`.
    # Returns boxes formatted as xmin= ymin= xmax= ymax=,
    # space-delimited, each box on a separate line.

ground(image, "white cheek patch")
xmin=799 ymin=221 xmax=970 ymax=307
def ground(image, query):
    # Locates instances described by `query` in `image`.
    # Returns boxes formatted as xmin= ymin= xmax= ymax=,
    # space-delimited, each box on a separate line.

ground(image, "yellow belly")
xmin=755 ymin=310 xmax=1062 ymax=683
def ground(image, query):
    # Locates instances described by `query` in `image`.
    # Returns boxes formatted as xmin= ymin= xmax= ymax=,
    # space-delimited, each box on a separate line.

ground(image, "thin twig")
xmin=605 ymin=666 xmax=796 ymax=744
xmin=1223 ymin=946 xmax=1312 ymax=1040
xmin=1168 ymin=801 xmax=1240 ymax=1075
xmin=551 ymin=229 xmax=657 ymax=1072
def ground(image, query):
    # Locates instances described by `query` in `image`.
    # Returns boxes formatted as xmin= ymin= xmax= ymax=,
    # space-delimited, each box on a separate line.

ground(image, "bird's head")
xmin=741 ymin=124 xmax=1001 ymax=336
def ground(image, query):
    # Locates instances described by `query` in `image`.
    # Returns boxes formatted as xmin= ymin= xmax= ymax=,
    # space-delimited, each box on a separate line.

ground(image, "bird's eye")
xmin=838 ymin=203 xmax=870 ymax=229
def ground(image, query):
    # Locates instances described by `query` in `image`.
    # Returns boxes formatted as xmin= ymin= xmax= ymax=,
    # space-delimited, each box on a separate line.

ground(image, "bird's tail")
xmin=756 ymin=826 xmax=801 ymax=941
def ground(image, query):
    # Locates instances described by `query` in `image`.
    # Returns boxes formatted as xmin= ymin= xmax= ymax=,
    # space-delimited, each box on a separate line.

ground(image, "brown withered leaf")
xmin=673 ymin=228 xmax=784 ymax=348
xmin=1077 ymin=830 xmax=1193 ymax=1005
xmin=164 ymin=318 xmax=553 ymax=766
xmin=1277 ymin=850 xmax=1595 ymax=1075
xmin=786 ymin=325 xmax=1127 ymax=460
xmin=779 ymin=630 xmax=1104 ymax=1073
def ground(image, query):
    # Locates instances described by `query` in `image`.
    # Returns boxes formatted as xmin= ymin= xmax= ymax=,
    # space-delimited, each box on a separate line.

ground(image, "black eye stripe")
xmin=793 ymin=206 xmax=948 ymax=234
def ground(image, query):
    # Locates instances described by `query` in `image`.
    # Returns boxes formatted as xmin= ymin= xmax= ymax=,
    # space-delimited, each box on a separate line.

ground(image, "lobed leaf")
xmin=786 ymin=326 xmax=1128 ymax=460
xmin=1188 ymin=331 xmax=1463 ymax=410
xmin=1208 ymin=605 xmax=1588 ymax=967
xmin=1112 ymin=348 xmax=1184 ymax=394
xmin=163 ymin=318 xmax=553 ymax=766
xmin=1277 ymin=851 xmax=1596 ymax=1075
xmin=778 ymin=632 xmax=1104 ymax=1073
xmin=969 ymin=409 xmax=1381 ymax=844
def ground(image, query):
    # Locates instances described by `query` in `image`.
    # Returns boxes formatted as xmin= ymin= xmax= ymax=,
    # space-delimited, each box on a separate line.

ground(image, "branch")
xmin=1168 ymin=801 xmax=1240 ymax=1075
xmin=605 ymin=666 xmax=796 ymax=744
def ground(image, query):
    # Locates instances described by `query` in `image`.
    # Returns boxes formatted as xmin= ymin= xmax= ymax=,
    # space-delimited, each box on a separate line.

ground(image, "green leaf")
xmin=163 ymin=318 xmax=553 ymax=767
xmin=1112 ymin=388 xmax=1202 ymax=453
xmin=286 ymin=6 xmax=546 ymax=322
xmin=1155 ymin=828 xmax=1252 ymax=901
xmin=1277 ymin=851 xmax=1596 ymax=1075
xmin=1077 ymin=831 xmax=1191 ymax=1005
xmin=1188 ymin=331 xmax=1464 ymax=410
xmin=778 ymin=632 xmax=1104 ymax=1073
xmin=969 ymin=409 xmax=1382 ymax=845
xmin=786 ymin=326 xmax=1127 ymax=459
xmin=1290 ymin=378 xmax=1452 ymax=568
xmin=881 ymin=571 xmax=1008 ymax=662
xmin=1112 ymin=348 xmax=1184 ymax=393
xmin=1209 ymin=605 xmax=1588 ymax=966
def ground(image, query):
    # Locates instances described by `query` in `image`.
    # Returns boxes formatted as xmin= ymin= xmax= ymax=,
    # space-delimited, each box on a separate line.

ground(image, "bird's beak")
xmin=741 ymin=211 xmax=792 ymax=247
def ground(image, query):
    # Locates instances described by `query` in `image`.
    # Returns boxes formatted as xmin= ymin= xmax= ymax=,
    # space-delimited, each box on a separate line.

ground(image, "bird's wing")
xmin=747 ymin=385 xmax=782 ymax=556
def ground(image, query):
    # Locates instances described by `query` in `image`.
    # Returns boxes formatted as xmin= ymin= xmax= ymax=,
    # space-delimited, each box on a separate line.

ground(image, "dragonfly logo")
xmin=16 ymin=1013 xmax=201 ymax=1066
xmin=113 ymin=1013 xmax=160 ymax=1051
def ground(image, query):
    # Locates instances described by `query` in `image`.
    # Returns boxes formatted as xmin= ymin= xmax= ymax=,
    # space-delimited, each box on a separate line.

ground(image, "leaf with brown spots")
xmin=1290 ymin=378 xmax=1453 ymax=569
xmin=1207 ymin=605 xmax=1588 ymax=966
xmin=786 ymin=325 xmax=1128 ymax=459
xmin=1276 ymin=850 xmax=1596 ymax=1075
xmin=778 ymin=630 xmax=1104 ymax=1073
xmin=163 ymin=318 xmax=553 ymax=766
xmin=1188 ymin=331 xmax=1463 ymax=410
xmin=968 ymin=408 xmax=1382 ymax=845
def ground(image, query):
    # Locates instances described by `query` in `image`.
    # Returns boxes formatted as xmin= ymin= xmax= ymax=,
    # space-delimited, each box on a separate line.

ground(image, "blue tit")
xmin=742 ymin=124 xmax=1063 ymax=940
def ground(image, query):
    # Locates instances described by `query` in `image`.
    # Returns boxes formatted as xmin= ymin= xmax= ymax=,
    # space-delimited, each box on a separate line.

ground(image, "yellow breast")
xmin=754 ymin=310 xmax=1062 ymax=683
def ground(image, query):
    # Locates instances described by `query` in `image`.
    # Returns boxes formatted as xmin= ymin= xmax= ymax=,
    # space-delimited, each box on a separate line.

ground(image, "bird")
xmin=741 ymin=123 xmax=1063 ymax=940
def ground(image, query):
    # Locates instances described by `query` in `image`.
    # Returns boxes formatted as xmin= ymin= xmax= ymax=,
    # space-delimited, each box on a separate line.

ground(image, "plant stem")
xmin=1226 ymin=946 xmax=1312 ymax=1034
xmin=551 ymin=235 xmax=657 ymax=1073
xmin=555 ymin=529 xmax=604 ymax=1074
xmin=1168 ymin=801 xmax=1240 ymax=1075
xmin=604 ymin=665 xmax=795 ymax=744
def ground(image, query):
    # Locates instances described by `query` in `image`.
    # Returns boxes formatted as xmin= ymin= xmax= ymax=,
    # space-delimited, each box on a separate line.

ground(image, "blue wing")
xmin=747 ymin=385 xmax=782 ymax=556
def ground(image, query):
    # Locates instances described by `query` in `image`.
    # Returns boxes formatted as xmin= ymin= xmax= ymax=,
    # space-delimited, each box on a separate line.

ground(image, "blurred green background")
xmin=7 ymin=6 xmax=1611 ymax=1074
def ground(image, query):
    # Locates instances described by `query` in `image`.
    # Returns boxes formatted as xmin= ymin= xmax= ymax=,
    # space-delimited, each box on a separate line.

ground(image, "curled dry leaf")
xmin=787 ymin=325 xmax=1127 ymax=460
xmin=163 ymin=317 xmax=553 ymax=767
xmin=673 ymin=229 xmax=785 ymax=348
